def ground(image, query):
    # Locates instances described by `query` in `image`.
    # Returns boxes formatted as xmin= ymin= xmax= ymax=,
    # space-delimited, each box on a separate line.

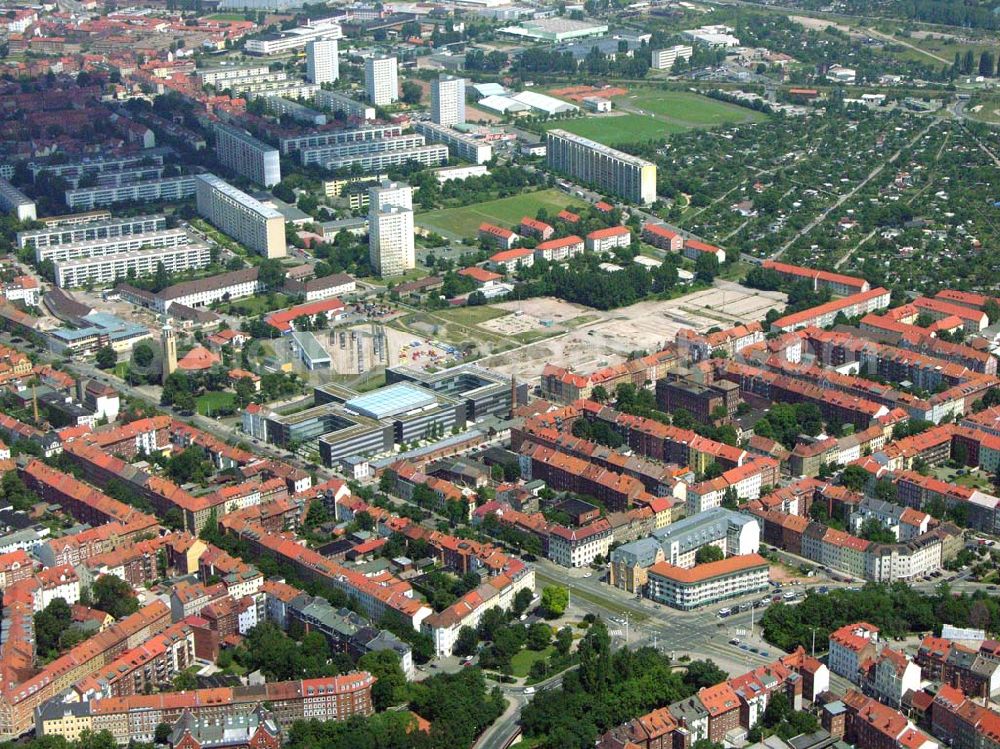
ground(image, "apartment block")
xmin=279 ymin=124 xmax=401 ymax=155
xmin=313 ymin=90 xmax=376 ymax=122
xmin=414 ymin=121 xmax=492 ymax=164
xmin=299 ymin=134 xmax=427 ymax=167
xmin=431 ymin=75 xmax=466 ymax=126
xmin=196 ymin=65 xmax=272 ymax=87
xmin=36 ymin=227 xmax=191 ymax=264
xmin=325 ymin=144 xmax=449 ymax=172
xmin=0 ymin=178 xmax=37 ymax=221
xmin=64 ymin=176 xmax=197 ymax=211
xmin=547 ymin=129 xmax=657 ymax=204
xmin=54 ymin=243 xmax=212 ymax=288
xmin=306 ymin=38 xmax=339 ymax=84
xmin=364 ymin=55 xmax=398 ymax=105
xmin=195 ymin=174 xmax=286 ymax=259
xmin=18 ymin=214 xmax=165 ymax=252
xmin=213 ymin=122 xmax=281 ymax=188
xmin=770 ymin=287 xmax=892 ymax=332
xmin=646 ymin=553 xmax=769 ymax=610
xmin=368 ymin=181 xmax=414 ymax=278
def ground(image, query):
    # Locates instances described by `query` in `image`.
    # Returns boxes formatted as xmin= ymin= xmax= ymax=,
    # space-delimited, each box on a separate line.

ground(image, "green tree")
xmin=695 ymin=545 xmax=725 ymax=565
xmin=453 ymin=625 xmax=479 ymax=657
xmin=683 ymin=659 xmax=727 ymax=690
xmin=512 ymin=587 xmax=534 ymax=617
xmin=555 ymin=625 xmax=573 ymax=656
xmin=527 ymin=622 xmax=552 ymax=651
xmin=155 ymin=723 xmax=172 ymax=744
xmin=541 ymin=586 xmax=568 ymax=619
xmin=34 ymin=598 xmax=73 ymax=658
xmin=95 ymin=345 xmax=117 ymax=369
xmin=358 ymin=649 xmax=407 ymax=710
xmin=93 ymin=575 xmax=139 ymax=619
xmin=173 ymin=670 xmax=198 ymax=690
xmin=840 ymin=464 xmax=869 ymax=492
xmin=401 ymin=80 xmax=422 ymax=104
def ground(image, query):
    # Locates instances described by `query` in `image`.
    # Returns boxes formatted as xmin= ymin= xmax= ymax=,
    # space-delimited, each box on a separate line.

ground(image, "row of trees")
xmin=761 ymin=582 xmax=1000 ymax=653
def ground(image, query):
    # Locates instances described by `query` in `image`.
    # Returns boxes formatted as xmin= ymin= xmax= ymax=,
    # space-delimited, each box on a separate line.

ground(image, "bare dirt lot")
xmin=480 ymin=282 xmax=786 ymax=383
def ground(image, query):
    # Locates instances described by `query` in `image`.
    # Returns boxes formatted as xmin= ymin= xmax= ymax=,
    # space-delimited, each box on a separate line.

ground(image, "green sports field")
xmin=417 ymin=189 xmax=588 ymax=238
xmin=542 ymin=114 xmax=685 ymax=145
xmin=616 ymin=89 xmax=767 ymax=128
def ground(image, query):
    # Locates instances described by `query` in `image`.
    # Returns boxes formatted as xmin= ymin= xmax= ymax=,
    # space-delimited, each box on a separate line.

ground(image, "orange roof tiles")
xmin=648 ymin=553 xmax=768 ymax=583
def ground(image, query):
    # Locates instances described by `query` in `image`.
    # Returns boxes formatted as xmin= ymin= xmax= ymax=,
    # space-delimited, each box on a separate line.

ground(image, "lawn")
xmin=543 ymin=114 xmax=685 ymax=146
xmin=196 ymin=390 xmax=236 ymax=416
xmin=417 ymin=189 xmax=588 ymax=238
xmin=615 ymin=89 xmax=767 ymax=128
xmin=218 ymin=293 xmax=289 ymax=316
xmin=433 ymin=306 xmax=510 ymax=327
xmin=511 ymin=646 xmax=554 ymax=678
xmin=967 ymin=96 xmax=1000 ymax=124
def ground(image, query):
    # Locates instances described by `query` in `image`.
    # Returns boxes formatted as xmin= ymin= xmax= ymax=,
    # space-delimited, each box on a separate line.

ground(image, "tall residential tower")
xmin=364 ymin=56 xmax=398 ymax=106
xmin=430 ymin=75 xmax=465 ymax=126
xmin=306 ymin=39 xmax=339 ymax=84
xmin=368 ymin=181 xmax=414 ymax=277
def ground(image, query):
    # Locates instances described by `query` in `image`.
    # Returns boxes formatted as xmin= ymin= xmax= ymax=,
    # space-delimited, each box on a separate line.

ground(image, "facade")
xmin=828 ymin=622 xmax=880 ymax=680
xmin=17 ymin=214 xmax=165 ymax=250
xmin=0 ymin=178 xmax=37 ymax=221
xmin=306 ymin=38 xmax=339 ymax=84
xmin=586 ymin=225 xmax=631 ymax=252
xmin=413 ymin=121 xmax=492 ymax=164
xmin=64 ymin=176 xmax=197 ymax=210
xmin=547 ymin=519 xmax=613 ymax=568
xmin=313 ymin=90 xmax=376 ymax=122
xmin=547 ymin=129 xmax=657 ymax=204
xmin=368 ymin=182 xmax=414 ymax=278
xmin=54 ymin=243 xmax=211 ymax=288
xmin=365 ymin=55 xmax=398 ymax=105
xmin=36 ymin=673 xmax=374 ymax=745
xmin=263 ymin=96 xmax=327 ymax=126
xmin=213 ymin=123 xmax=281 ymax=188
xmin=431 ymin=75 xmax=466 ymax=126
xmin=534 ymin=235 xmax=584 ymax=262
xmin=651 ymin=45 xmax=693 ymax=70
xmin=325 ymin=144 xmax=449 ymax=172
xmin=34 ymin=227 xmax=188 ymax=264
xmin=770 ymin=287 xmax=892 ymax=332
xmin=299 ymin=134 xmax=427 ymax=167
xmin=645 ymin=553 xmax=769 ymax=610
xmin=195 ymin=174 xmax=286 ymax=259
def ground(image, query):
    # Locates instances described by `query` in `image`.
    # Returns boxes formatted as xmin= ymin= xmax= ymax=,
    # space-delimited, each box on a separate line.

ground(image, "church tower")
xmin=161 ymin=318 xmax=177 ymax=382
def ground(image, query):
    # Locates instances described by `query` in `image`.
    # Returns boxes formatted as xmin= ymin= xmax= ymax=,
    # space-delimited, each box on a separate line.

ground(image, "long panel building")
xmin=64 ymin=176 xmax=198 ymax=211
xmin=35 ymin=228 xmax=191 ymax=263
xmin=413 ymin=121 xmax=492 ymax=164
xmin=299 ymin=134 xmax=426 ymax=167
xmin=213 ymin=122 xmax=281 ymax=187
xmin=327 ymin=144 xmax=448 ymax=172
xmin=54 ymin=243 xmax=212 ymax=288
xmin=0 ymin=178 xmax=37 ymax=221
xmin=314 ymin=89 xmax=375 ymax=122
xmin=279 ymin=124 xmax=402 ymax=155
xmin=546 ymin=128 xmax=657 ymax=204
xmin=195 ymin=174 xmax=286 ymax=259
xmin=17 ymin=215 xmax=166 ymax=250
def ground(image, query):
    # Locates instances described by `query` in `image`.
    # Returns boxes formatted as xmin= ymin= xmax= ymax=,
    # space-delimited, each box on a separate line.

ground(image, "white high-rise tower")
xmin=306 ymin=39 xmax=339 ymax=85
xmin=430 ymin=75 xmax=465 ymax=126
xmin=364 ymin=55 xmax=398 ymax=106
xmin=368 ymin=181 xmax=414 ymax=277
